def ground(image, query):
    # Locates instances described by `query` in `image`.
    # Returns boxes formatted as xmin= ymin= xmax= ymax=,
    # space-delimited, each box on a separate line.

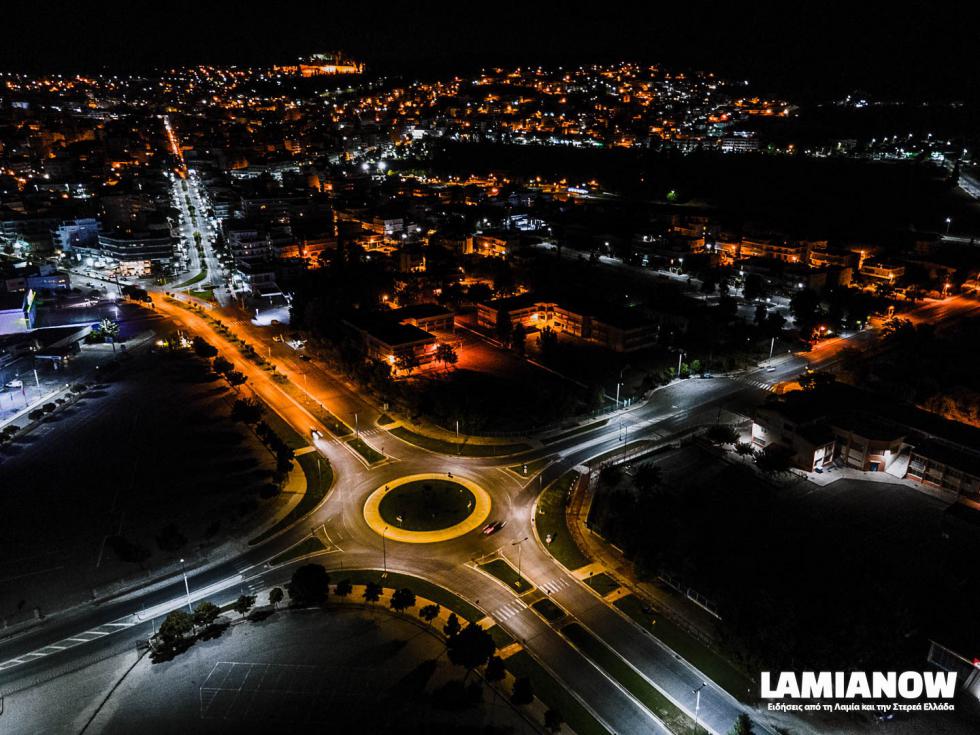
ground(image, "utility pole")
xmin=692 ymin=682 xmax=706 ymax=734
xmin=512 ymin=536 xmax=529 ymax=588
xmin=382 ymin=526 xmax=388 ymax=577
xmin=179 ymin=558 xmax=192 ymax=613
xmin=676 ymin=351 xmax=684 ymax=379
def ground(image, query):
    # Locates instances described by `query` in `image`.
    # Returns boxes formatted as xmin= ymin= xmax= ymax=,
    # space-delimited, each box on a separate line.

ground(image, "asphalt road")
xmin=9 ymin=239 xmax=913 ymax=734
xmin=0 ymin=312 xmax=773 ymax=735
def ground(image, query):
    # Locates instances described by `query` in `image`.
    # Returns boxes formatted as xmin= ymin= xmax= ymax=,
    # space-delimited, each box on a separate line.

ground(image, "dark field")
xmin=0 ymin=349 xmax=280 ymax=625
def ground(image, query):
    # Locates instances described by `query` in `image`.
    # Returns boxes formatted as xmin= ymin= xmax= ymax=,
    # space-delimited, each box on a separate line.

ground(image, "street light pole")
xmin=512 ymin=536 xmax=529 ymax=588
xmin=692 ymin=682 xmax=706 ymax=734
xmin=676 ymin=351 xmax=684 ymax=379
xmin=382 ymin=526 xmax=388 ymax=577
xmin=179 ymin=558 xmax=192 ymax=613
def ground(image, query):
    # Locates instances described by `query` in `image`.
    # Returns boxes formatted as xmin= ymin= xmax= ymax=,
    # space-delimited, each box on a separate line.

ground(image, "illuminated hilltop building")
xmin=277 ymin=52 xmax=364 ymax=76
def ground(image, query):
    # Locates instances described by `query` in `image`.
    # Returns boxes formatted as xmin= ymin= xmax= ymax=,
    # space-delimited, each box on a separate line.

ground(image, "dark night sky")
xmin=3 ymin=2 xmax=977 ymax=101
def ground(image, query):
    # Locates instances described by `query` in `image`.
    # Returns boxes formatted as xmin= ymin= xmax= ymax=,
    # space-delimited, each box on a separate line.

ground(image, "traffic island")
xmin=362 ymin=473 xmax=492 ymax=543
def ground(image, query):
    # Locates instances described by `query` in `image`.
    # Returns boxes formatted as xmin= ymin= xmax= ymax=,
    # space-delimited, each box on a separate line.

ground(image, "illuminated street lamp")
xmin=382 ymin=526 xmax=389 ymax=577
xmin=692 ymin=682 xmax=706 ymax=733
xmin=945 ymin=217 xmax=952 ymax=235
xmin=512 ymin=536 xmax=529 ymax=588
xmin=179 ymin=558 xmax=192 ymax=613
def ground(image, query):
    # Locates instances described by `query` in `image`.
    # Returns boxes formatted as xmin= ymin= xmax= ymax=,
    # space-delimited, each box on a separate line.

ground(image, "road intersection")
xmin=0 ymin=274 xmax=839 ymax=734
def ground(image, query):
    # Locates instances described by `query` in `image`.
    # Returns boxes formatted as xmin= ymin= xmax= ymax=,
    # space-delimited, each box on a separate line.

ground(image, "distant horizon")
xmin=1 ymin=2 xmax=977 ymax=103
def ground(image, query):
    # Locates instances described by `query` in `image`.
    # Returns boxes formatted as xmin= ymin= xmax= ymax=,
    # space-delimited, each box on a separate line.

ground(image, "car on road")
xmin=4 ymin=378 xmax=23 ymax=390
xmin=311 ymin=428 xmax=323 ymax=440
xmin=765 ymin=366 xmax=776 ymax=373
xmin=483 ymin=520 xmax=506 ymax=535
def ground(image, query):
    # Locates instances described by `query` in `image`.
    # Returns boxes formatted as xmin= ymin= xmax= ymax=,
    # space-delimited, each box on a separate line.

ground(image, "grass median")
xmin=175 ymin=268 xmax=207 ymax=288
xmin=534 ymin=472 xmax=590 ymax=571
xmin=277 ymin=380 xmax=352 ymax=438
xmin=584 ymin=572 xmax=620 ymax=597
xmin=503 ymin=650 xmax=610 ymax=735
xmin=531 ymin=597 xmax=566 ymax=623
xmin=562 ymin=622 xmax=700 ymax=734
xmin=389 ymin=426 xmax=531 ymax=457
xmin=614 ymin=594 xmax=756 ymax=703
xmin=347 ymin=436 xmax=385 ymax=464
xmin=479 ymin=559 xmax=534 ymax=593
xmin=250 ymin=451 xmax=333 ymax=545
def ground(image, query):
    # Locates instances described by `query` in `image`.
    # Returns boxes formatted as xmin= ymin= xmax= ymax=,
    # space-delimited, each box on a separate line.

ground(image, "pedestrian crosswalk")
xmin=735 ymin=376 xmax=777 ymax=392
xmin=491 ymin=599 xmax=527 ymax=622
xmin=539 ymin=577 xmax=570 ymax=595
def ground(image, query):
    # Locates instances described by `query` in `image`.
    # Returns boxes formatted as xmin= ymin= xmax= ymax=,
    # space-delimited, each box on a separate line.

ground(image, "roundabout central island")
xmin=362 ymin=473 xmax=492 ymax=543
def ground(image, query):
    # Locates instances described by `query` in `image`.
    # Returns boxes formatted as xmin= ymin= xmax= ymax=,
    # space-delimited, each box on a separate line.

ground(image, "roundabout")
xmin=362 ymin=472 xmax=492 ymax=543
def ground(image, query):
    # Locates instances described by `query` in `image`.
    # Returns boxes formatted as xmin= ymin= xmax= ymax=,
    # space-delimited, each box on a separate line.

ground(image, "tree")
xmin=755 ymin=443 xmax=794 ymax=475
xmin=419 ymin=603 xmax=440 ymax=625
xmin=764 ymin=311 xmax=786 ymax=337
xmin=192 ymin=336 xmax=217 ymax=358
xmin=790 ymin=288 xmax=822 ymax=338
xmin=395 ymin=351 xmax=420 ymax=375
xmin=728 ymin=713 xmax=753 ymax=735
xmin=512 ymin=323 xmax=527 ymax=355
xmin=447 ymin=622 xmax=496 ymax=679
xmin=157 ymin=610 xmax=194 ymax=647
xmin=443 ymin=612 xmax=462 ymax=639
xmin=436 ymin=343 xmax=458 ymax=370
xmin=485 ymin=655 xmax=506 ymax=685
xmin=511 ymin=676 xmax=533 ymax=706
xmin=495 ymin=309 xmax=513 ymax=345
xmin=743 ymin=273 xmax=768 ymax=302
xmin=226 ymin=371 xmax=247 ymax=389
xmin=230 ymin=397 xmax=263 ymax=424
xmin=734 ymin=441 xmax=755 ymax=456
xmin=753 ymin=303 xmax=768 ymax=325
xmin=233 ymin=594 xmax=255 ymax=618
xmin=363 ymin=580 xmax=383 ymax=604
xmin=334 ymin=578 xmax=353 ymax=598
xmin=269 ymin=587 xmax=284 ymax=609
xmin=717 ymin=295 xmax=738 ymax=321
xmin=99 ymin=318 xmax=120 ymax=340
xmin=539 ymin=326 xmax=558 ymax=358
xmin=288 ymin=563 xmax=330 ymax=606
xmin=390 ymin=587 xmax=416 ymax=613
xmin=544 ymin=708 xmax=565 ymax=733
xmin=193 ymin=601 xmax=220 ymax=629
xmin=706 ymin=423 xmax=739 ymax=445
xmin=799 ymin=371 xmax=836 ymax=392
xmin=212 ymin=356 xmax=233 ymax=375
